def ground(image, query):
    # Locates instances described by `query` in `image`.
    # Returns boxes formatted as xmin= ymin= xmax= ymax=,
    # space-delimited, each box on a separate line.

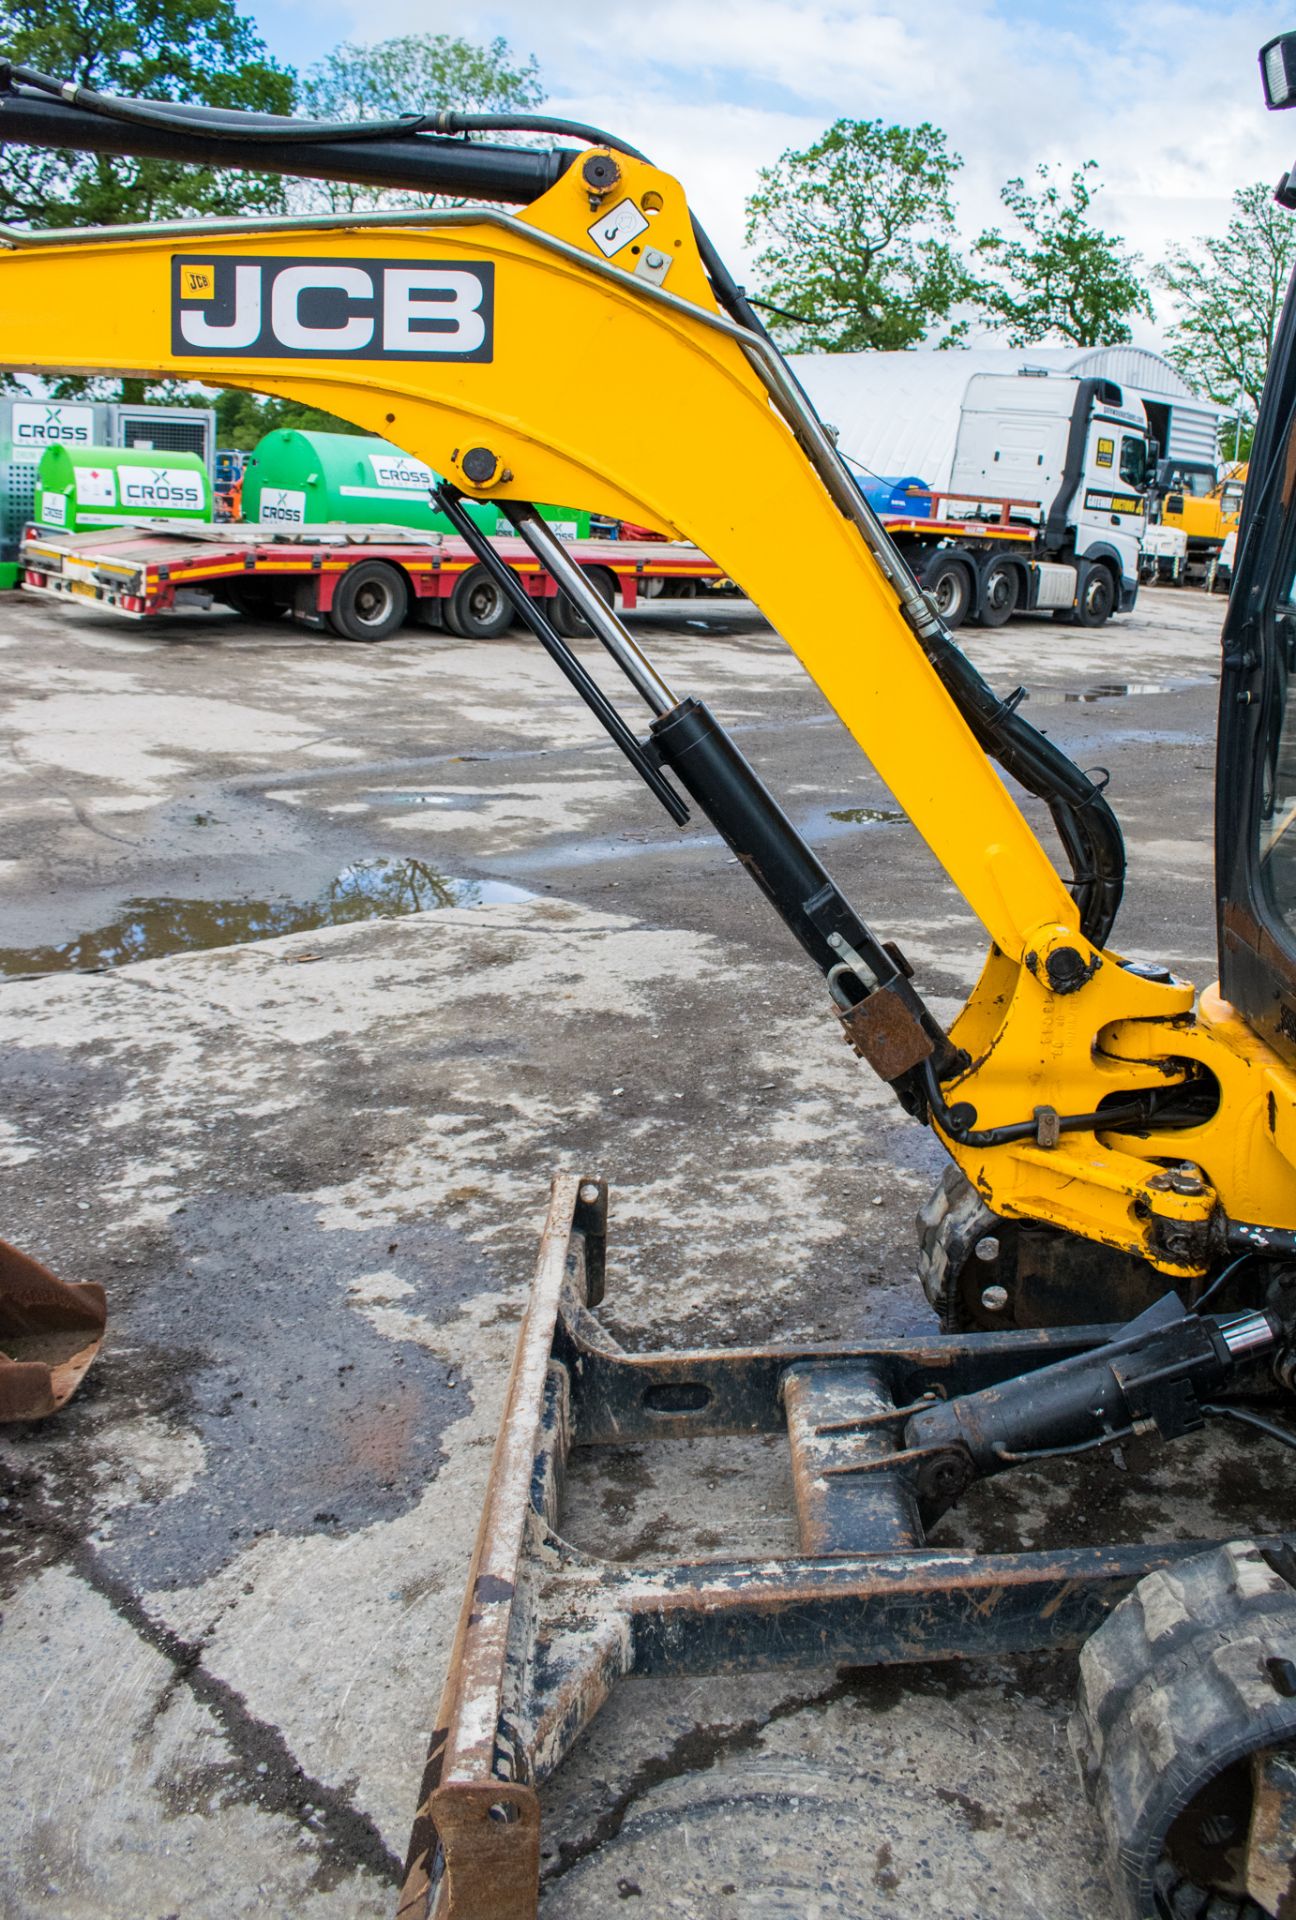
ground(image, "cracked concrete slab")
xmin=0 ymin=582 xmax=1258 ymax=1919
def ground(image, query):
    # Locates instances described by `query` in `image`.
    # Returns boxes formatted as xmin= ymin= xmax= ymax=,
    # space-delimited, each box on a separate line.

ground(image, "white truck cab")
xmin=949 ymin=373 xmax=1148 ymax=609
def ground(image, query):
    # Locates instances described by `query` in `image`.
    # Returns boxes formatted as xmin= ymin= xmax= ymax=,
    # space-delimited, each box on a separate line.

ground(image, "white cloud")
xmin=260 ymin=0 xmax=1290 ymax=343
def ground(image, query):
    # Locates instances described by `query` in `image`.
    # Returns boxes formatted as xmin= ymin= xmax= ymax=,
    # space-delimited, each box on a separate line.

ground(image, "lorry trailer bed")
xmin=18 ymin=521 xmax=728 ymax=641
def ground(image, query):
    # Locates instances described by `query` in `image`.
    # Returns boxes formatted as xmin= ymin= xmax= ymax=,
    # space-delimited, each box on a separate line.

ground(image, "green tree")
xmin=0 ymin=0 xmax=294 ymax=228
xmin=214 ymin=389 xmax=364 ymax=449
xmin=297 ymin=34 xmax=543 ymax=212
xmin=0 ymin=0 xmax=293 ymax=401
xmin=744 ymin=119 xmax=970 ymax=352
xmin=972 ymin=162 xmax=1152 ymax=347
xmin=1156 ymin=182 xmax=1296 ymax=423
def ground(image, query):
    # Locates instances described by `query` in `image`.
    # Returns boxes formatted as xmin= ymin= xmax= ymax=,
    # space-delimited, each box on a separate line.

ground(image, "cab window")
xmin=1163 ymin=466 xmax=1215 ymax=497
xmin=1256 ymin=436 xmax=1296 ymax=936
xmin=1119 ymin=436 xmax=1147 ymax=489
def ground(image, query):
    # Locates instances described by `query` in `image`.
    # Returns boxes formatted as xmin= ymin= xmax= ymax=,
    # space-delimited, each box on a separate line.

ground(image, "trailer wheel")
xmin=445 ymin=565 xmax=515 ymax=639
xmin=976 ymin=557 xmax=1019 ymax=628
xmin=920 ymin=554 xmax=972 ymax=629
xmin=551 ymin=568 xmax=615 ymax=638
xmin=326 ymin=561 xmax=408 ymax=642
xmin=1071 ymin=1540 xmax=1296 ymax=1920
xmin=1076 ymin=563 xmax=1117 ymax=627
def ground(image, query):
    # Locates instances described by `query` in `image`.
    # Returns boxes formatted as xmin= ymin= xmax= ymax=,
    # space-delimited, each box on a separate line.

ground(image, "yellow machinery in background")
xmin=1153 ymin=455 xmax=1248 ymax=584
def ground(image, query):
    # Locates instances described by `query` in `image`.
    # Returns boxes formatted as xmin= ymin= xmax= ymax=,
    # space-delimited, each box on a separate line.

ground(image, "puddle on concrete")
xmin=0 ymin=858 xmax=535 ymax=976
xmin=360 ymin=789 xmax=464 ymax=809
xmin=1024 ymin=678 xmax=1215 ymax=707
xmin=827 ymin=806 xmax=906 ymax=825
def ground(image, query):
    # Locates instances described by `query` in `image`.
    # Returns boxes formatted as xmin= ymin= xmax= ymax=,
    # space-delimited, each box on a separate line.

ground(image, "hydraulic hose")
xmin=917 ymin=632 xmax=1125 ymax=945
xmin=2 ymin=63 xmax=446 ymax=143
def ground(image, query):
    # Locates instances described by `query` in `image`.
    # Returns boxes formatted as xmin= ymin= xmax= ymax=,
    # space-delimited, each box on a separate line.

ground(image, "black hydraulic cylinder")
xmin=904 ymin=1296 xmax=1278 ymax=1502
xmin=649 ymin=696 xmax=955 ymax=1088
xmin=0 ymin=87 xmax=573 ymax=206
xmin=432 ymin=485 xmax=689 ymax=827
xmin=652 ymin=697 xmax=897 ymax=989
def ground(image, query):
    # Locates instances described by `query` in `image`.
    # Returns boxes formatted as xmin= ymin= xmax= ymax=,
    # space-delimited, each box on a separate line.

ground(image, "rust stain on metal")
xmin=1039 ymin=1579 xmax=1081 ymax=1622
xmin=398 ymin=1173 xmax=594 ymax=1920
xmin=0 ymin=1236 xmax=106 ymax=1422
xmin=836 ymin=983 xmax=934 ymax=1079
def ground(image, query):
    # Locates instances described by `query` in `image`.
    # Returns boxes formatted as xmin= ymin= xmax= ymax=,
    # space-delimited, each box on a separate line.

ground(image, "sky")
xmin=247 ymin=0 xmax=1286 ymax=347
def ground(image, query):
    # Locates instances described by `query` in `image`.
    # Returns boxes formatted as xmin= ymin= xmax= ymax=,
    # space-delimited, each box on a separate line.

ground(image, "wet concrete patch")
xmin=826 ymin=806 xmax=906 ymax=825
xmin=21 ymin=1193 xmax=492 ymax=1592
xmin=0 ymin=858 xmax=535 ymax=975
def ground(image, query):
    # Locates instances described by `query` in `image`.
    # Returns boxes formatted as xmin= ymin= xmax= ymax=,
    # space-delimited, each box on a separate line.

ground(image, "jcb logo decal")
xmin=171 ymin=255 xmax=494 ymax=362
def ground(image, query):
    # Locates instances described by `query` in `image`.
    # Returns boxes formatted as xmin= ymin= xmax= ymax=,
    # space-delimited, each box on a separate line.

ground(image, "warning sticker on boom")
xmin=172 ymin=256 xmax=494 ymax=362
xmin=587 ymin=199 xmax=650 ymax=258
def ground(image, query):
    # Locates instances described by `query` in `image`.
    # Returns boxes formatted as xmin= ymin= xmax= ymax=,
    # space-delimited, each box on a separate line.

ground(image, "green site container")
xmin=241 ymin=430 xmax=590 ymax=541
xmin=35 ymin=443 xmax=213 ymax=532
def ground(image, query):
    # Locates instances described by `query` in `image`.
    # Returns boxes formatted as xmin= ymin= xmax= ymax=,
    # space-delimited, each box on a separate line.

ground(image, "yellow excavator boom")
xmin=0 ymin=147 xmax=1292 ymax=1276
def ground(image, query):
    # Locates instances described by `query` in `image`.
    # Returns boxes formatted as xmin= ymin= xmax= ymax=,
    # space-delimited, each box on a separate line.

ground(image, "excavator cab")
xmin=1217 ymin=261 xmax=1296 ymax=1060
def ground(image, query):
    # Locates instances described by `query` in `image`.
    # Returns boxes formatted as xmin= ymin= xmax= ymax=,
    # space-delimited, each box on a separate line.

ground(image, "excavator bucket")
xmin=0 ymin=1237 xmax=106 ymax=1421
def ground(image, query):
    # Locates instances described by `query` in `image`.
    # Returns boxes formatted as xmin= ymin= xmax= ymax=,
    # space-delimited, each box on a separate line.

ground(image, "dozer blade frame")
xmin=397 ymin=1174 xmax=1221 ymax=1920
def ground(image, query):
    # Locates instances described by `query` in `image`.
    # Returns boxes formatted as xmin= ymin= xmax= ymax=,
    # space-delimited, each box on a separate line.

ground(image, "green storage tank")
xmin=241 ymin=430 xmax=590 ymax=541
xmin=36 ymin=444 xmax=213 ymax=532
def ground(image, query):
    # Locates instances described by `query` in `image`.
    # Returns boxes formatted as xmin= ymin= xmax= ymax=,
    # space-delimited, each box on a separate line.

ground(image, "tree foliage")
xmin=1156 ymin=183 xmax=1296 ymax=419
xmin=744 ymin=119 xmax=970 ymax=352
xmin=0 ymin=0 xmax=294 ymax=228
xmin=214 ymin=389 xmax=362 ymax=449
xmin=971 ymin=162 xmax=1152 ymax=347
xmin=297 ymin=34 xmax=544 ymax=211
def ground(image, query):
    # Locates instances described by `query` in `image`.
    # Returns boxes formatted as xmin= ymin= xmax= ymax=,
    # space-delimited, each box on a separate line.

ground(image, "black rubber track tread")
xmin=915 ymin=1162 xmax=995 ymax=1331
xmin=1071 ymin=1540 xmax=1296 ymax=1920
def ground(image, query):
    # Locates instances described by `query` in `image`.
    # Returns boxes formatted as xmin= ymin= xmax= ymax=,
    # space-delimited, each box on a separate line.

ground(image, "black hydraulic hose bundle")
xmin=917 ymin=631 xmax=1126 ymax=948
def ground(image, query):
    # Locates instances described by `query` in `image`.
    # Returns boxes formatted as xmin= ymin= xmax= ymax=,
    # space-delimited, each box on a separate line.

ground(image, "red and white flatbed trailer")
xmin=17 ymin=520 xmax=729 ymax=642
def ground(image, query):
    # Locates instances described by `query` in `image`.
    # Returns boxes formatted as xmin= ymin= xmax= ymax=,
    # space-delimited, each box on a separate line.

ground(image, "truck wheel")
xmin=326 ymin=561 xmax=408 ymax=642
xmin=551 ymin=568 xmax=615 ymax=638
xmin=1076 ymin=564 xmax=1116 ymax=627
xmin=920 ymin=555 xmax=972 ymax=629
xmin=446 ymin=565 xmax=514 ymax=639
xmin=1071 ymin=1539 xmax=1296 ymax=1920
xmin=977 ymin=558 xmax=1019 ymax=628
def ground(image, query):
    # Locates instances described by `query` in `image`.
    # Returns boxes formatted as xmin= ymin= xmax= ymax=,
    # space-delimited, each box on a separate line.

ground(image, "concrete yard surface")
xmin=0 ymin=582 xmax=1275 ymax=1920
